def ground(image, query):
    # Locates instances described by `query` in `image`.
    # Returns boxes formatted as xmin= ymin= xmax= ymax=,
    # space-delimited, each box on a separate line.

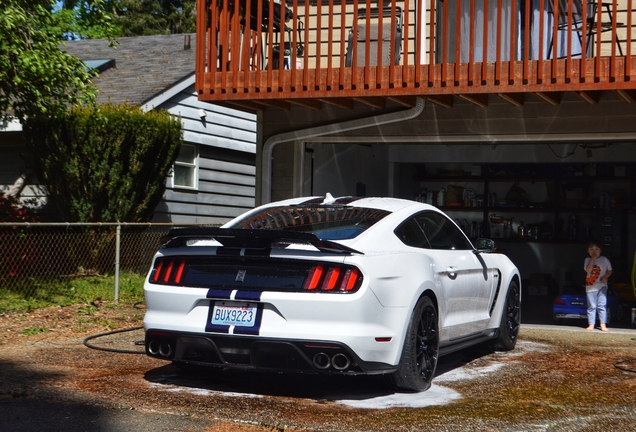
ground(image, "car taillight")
xmin=341 ymin=268 xmax=360 ymax=291
xmin=152 ymin=258 xmax=186 ymax=285
xmin=149 ymin=257 xmax=362 ymax=293
xmin=174 ymin=260 xmax=186 ymax=284
xmin=152 ymin=260 xmax=164 ymax=282
xmin=163 ymin=259 xmax=175 ymax=283
xmin=303 ymin=264 xmax=361 ymax=292
xmin=323 ymin=266 xmax=341 ymax=290
xmin=554 ymin=298 xmax=565 ymax=305
xmin=303 ymin=264 xmax=324 ymax=290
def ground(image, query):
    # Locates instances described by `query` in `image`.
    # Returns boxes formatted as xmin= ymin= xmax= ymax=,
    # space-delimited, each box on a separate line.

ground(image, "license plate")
xmin=571 ymin=301 xmax=584 ymax=306
xmin=211 ymin=302 xmax=256 ymax=327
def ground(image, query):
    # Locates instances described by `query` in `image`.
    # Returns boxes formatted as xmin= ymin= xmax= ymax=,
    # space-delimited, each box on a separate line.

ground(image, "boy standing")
xmin=584 ymin=241 xmax=612 ymax=332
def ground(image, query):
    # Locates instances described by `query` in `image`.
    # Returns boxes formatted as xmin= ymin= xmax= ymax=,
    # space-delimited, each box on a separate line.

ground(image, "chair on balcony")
xmin=345 ymin=7 xmax=403 ymax=67
xmin=240 ymin=0 xmax=305 ymax=69
xmin=547 ymin=0 xmax=623 ymax=59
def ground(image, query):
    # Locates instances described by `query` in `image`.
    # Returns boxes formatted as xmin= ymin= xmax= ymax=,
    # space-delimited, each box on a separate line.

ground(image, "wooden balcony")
xmin=196 ymin=0 xmax=636 ymax=109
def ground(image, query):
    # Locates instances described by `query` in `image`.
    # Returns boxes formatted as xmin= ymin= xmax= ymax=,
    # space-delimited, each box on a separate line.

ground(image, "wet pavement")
xmin=1 ymin=297 xmax=635 ymax=431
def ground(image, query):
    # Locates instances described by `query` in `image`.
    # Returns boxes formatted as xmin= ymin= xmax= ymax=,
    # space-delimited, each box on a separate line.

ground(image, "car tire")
xmin=493 ymin=280 xmax=521 ymax=352
xmin=392 ymin=295 xmax=439 ymax=392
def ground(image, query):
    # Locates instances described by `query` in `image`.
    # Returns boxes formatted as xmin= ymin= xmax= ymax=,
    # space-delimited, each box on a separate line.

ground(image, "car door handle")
xmin=447 ymin=266 xmax=458 ymax=280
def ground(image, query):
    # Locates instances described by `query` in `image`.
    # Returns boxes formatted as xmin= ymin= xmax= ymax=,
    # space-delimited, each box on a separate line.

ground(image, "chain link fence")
xmin=0 ymin=222 xmax=218 ymax=302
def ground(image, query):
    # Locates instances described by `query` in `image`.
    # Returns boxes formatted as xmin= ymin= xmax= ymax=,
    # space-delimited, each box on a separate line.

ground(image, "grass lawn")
xmin=0 ymin=272 xmax=146 ymax=313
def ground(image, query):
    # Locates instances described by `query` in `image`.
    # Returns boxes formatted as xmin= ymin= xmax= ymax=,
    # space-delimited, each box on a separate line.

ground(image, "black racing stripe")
xmin=235 ymin=290 xmax=262 ymax=301
xmin=234 ymin=305 xmax=263 ymax=336
xmin=299 ymin=197 xmax=324 ymax=204
xmin=205 ymin=301 xmax=230 ymax=333
xmin=334 ymin=196 xmax=360 ymax=205
xmin=244 ymin=248 xmax=271 ymax=256
xmin=206 ymin=289 xmax=232 ymax=299
xmin=216 ymin=247 xmax=242 ymax=256
xmin=206 ymin=323 xmax=230 ymax=334
xmin=299 ymin=196 xmax=361 ymax=206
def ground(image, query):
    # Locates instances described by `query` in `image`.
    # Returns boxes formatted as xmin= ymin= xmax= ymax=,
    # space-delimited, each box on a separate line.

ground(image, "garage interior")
xmin=300 ymin=140 xmax=636 ymax=326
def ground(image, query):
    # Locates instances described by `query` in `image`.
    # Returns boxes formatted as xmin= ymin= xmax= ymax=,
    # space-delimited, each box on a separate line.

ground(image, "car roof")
xmin=261 ymin=195 xmax=426 ymax=211
xmin=223 ymin=194 xmax=440 ymax=229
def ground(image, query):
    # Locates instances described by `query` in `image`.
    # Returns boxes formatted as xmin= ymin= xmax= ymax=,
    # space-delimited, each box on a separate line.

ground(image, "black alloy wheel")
xmin=393 ymin=296 xmax=439 ymax=392
xmin=493 ymin=280 xmax=521 ymax=351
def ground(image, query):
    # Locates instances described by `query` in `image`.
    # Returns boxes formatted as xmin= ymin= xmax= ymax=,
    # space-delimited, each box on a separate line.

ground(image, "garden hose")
xmin=83 ymin=325 xmax=145 ymax=354
xmin=613 ymin=337 xmax=636 ymax=373
xmin=614 ymin=358 xmax=636 ymax=373
xmin=84 ymin=302 xmax=147 ymax=354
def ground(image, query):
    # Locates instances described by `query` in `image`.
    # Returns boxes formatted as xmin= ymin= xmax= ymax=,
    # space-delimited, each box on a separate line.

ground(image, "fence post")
xmin=115 ymin=223 xmax=121 ymax=303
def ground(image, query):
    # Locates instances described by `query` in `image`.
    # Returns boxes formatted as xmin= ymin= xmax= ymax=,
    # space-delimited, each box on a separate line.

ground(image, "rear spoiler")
xmin=160 ymin=227 xmax=363 ymax=255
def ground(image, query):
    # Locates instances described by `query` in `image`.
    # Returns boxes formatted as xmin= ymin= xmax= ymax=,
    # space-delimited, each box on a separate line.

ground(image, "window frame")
xmin=171 ymin=143 xmax=199 ymax=190
xmin=394 ymin=210 xmax=474 ymax=251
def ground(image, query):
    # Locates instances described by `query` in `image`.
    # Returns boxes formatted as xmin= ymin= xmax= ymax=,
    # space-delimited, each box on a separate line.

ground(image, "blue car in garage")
xmin=553 ymin=286 xmax=625 ymax=325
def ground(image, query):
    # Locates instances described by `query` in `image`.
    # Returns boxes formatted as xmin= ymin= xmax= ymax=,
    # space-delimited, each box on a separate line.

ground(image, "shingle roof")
xmin=63 ymin=34 xmax=196 ymax=106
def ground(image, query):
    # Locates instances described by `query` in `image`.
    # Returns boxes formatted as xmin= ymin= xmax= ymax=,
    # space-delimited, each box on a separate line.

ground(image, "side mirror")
xmin=474 ymin=238 xmax=497 ymax=253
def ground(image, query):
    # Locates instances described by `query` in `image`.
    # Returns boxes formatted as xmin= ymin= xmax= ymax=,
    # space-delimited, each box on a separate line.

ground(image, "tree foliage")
xmin=54 ymin=0 xmax=121 ymax=40
xmin=0 ymin=0 xmax=92 ymax=123
xmin=23 ymin=104 xmax=183 ymax=222
xmin=1 ymin=0 xmax=193 ymax=123
xmin=0 ymin=0 xmax=118 ymax=123
xmin=53 ymin=0 xmax=196 ymax=38
xmin=113 ymin=0 xmax=196 ymax=36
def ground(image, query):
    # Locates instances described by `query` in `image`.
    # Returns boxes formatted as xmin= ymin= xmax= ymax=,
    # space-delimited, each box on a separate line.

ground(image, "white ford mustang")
xmin=144 ymin=195 xmax=521 ymax=392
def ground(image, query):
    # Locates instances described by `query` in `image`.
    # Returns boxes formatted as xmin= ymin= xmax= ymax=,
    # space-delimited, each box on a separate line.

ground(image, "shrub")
xmin=0 ymin=192 xmax=39 ymax=278
xmin=22 ymin=104 xmax=183 ymax=222
xmin=0 ymin=192 xmax=39 ymax=223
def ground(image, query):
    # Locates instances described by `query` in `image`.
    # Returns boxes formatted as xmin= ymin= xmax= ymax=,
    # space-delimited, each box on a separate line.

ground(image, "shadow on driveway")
xmin=0 ymin=359 xmax=222 ymax=432
xmin=142 ymin=342 xmax=496 ymax=403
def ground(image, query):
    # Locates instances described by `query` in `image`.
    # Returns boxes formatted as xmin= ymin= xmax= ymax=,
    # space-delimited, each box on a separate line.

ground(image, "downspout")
xmin=261 ymin=97 xmax=426 ymax=204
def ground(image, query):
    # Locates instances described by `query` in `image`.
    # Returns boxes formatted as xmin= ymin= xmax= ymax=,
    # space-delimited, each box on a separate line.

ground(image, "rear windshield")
xmin=227 ymin=205 xmax=391 ymax=240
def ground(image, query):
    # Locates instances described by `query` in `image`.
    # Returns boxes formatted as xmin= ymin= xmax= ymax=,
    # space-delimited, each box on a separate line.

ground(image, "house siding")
xmin=152 ymin=85 xmax=257 ymax=223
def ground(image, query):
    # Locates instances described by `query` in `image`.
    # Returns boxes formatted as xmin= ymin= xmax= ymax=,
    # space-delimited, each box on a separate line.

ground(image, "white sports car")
xmin=144 ymin=195 xmax=521 ymax=392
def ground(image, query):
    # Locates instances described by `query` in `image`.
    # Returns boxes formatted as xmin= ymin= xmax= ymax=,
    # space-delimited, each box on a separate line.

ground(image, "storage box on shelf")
xmin=404 ymin=162 xmax=634 ymax=293
xmin=409 ymin=163 xmax=632 ymax=246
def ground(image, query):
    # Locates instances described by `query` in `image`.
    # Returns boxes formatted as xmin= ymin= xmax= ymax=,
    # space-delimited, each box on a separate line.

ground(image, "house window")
xmin=173 ymin=144 xmax=198 ymax=189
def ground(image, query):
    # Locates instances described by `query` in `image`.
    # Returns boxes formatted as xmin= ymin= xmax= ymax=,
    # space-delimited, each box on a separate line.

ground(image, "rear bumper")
xmin=145 ymin=329 xmax=397 ymax=375
xmin=554 ymin=312 xmax=587 ymax=320
xmin=143 ymin=282 xmax=409 ymax=367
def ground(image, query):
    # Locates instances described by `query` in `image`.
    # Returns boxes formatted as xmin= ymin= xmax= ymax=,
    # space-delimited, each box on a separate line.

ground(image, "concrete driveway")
xmin=1 ymin=298 xmax=635 ymax=431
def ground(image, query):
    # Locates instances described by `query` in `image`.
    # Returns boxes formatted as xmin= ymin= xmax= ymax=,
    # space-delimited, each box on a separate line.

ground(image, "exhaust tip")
xmin=159 ymin=342 xmax=173 ymax=358
xmin=312 ymin=352 xmax=331 ymax=370
xmin=148 ymin=339 xmax=174 ymax=358
xmin=331 ymin=353 xmax=350 ymax=371
xmin=148 ymin=339 xmax=161 ymax=355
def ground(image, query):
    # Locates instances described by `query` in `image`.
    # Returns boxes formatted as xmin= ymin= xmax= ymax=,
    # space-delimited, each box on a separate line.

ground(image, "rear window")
xmin=227 ymin=205 xmax=391 ymax=240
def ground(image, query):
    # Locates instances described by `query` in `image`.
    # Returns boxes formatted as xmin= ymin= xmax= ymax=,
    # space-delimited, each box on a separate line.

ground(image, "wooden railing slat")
xmin=628 ymin=0 xmax=633 ymax=79
xmin=195 ymin=0 xmax=636 ymax=102
xmin=426 ymin=0 xmax=433 ymax=87
xmin=495 ymin=0 xmax=502 ymax=84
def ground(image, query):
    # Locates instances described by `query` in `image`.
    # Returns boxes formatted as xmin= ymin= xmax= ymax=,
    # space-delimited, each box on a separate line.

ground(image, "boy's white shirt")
xmin=584 ymin=256 xmax=612 ymax=292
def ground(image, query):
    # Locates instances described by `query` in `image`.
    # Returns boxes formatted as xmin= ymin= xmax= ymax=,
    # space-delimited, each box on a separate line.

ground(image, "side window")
xmin=173 ymin=144 xmax=198 ymax=189
xmin=414 ymin=212 xmax=473 ymax=251
xmin=394 ymin=217 xmax=431 ymax=249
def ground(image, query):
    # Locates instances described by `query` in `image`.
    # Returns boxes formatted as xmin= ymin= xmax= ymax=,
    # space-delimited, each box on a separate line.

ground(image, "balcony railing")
xmin=196 ymin=0 xmax=636 ymax=107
